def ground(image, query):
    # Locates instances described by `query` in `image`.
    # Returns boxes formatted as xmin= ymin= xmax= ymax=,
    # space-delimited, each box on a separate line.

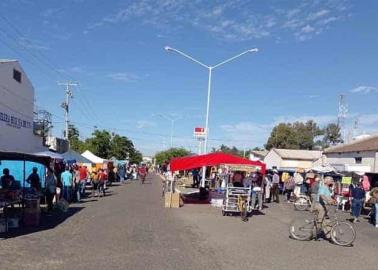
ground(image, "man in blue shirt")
xmin=61 ymin=166 xmax=73 ymax=202
xmin=314 ymin=179 xmax=336 ymax=224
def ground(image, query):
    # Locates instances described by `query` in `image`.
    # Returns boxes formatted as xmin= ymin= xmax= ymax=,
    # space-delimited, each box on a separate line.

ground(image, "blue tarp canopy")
xmin=0 ymin=151 xmax=50 ymax=188
xmin=61 ymin=149 xmax=92 ymax=164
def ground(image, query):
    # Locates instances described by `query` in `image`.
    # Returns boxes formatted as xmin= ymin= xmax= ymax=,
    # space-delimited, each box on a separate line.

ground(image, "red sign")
xmin=194 ymin=127 xmax=205 ymax=133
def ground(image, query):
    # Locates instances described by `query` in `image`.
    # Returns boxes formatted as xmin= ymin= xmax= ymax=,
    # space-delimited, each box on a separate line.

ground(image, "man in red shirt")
xmin=138 ymin=165 xmax=147 ymax=183
xmin=78 ymin=166 xmax=88 ymax=200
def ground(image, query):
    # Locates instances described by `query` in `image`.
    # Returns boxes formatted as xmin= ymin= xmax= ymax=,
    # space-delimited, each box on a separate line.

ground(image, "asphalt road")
xmin=1 ymin=174 xmax=377 ymax=270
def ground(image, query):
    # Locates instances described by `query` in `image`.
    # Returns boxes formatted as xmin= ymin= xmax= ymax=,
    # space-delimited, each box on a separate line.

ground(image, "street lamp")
xmin=165 ymin=46 xmax=258 ymax=187
xmin=157 ymin=113 xmax=181 ymax=148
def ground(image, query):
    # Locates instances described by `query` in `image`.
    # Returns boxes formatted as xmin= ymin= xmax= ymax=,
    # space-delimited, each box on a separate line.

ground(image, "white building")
xmin=264 ymin=148 xmax=323 ymax=171
xmin=324 ymin=135 xmax=378 ymax=173
xmin=0 ymin=59 xmax=45 ymax=153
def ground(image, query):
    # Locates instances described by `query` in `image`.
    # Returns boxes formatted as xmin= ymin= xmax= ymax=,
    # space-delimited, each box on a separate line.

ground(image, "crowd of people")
xmin=187 ymin=166 xmax=378 ymax=228
xmin=0 ymin=163 xmax=151 ymax=215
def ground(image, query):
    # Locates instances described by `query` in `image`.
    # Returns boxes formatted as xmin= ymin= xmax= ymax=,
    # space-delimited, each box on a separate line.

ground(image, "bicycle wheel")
xmin=289 ymin=218 xmax=314 ymax=241
xmin=330 ymin=222 xmax=356 ymax=246
xmin=240 ymin=202 xmax=248 ymax=222
xmin=294 ymin=197 xmax=309 ymax=211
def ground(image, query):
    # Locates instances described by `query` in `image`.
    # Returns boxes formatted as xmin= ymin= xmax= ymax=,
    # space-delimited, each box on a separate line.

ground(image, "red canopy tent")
xmin=170 ymin=152 xmax=266 ymax=174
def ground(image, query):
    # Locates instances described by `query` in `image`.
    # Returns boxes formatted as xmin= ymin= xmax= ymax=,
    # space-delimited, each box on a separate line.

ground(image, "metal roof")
xmin=324 ymin=134 xmax=378 ymax=153
xmin=273 ymin=148 xmax=322 ymax=160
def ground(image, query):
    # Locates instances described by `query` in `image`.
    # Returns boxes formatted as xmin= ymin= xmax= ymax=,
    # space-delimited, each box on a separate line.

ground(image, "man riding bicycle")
xmin=314 ymin=178 xmax=336 ymax=224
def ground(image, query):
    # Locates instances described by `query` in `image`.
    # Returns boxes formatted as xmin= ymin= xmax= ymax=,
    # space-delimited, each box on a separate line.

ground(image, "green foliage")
xmin=67 ymin=125 xmax=142 ymax=162
xmin=265 ymin=120 xmax=323 ymax=150
xmin=322 ymin=123 xmax=343 ymax=147
xmin=68 ymin=124 xmax=85 ymax=153
xmin=84 ymin=130 xmax=112 ymax=158
xmin=154 ymin=148 xmax=191 ymax=165
xmin=211 ymin=144 xmax=245 ymax=157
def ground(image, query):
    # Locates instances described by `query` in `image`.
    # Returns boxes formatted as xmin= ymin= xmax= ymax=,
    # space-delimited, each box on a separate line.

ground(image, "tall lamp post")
xmin=165 ymin=46 xmax=258 ymax=187
xmin=157 ymin=114 xmax=181 ymax=148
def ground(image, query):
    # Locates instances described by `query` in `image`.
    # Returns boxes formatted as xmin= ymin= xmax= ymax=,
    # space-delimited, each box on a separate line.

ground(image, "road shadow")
xmin=1 ymin=206 xmax=84 ymax=239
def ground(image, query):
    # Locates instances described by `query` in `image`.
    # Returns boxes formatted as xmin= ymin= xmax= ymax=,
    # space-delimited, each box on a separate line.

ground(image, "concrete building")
xmin=324 ymin=135 xmax=378 ymax=173
xmin=0 ymin=59 xmax=45 ymax=153
xmin=249 ymin=150 xmax=268 ymax=161
xmin=264 ymin=148 xmax=323 ymax=171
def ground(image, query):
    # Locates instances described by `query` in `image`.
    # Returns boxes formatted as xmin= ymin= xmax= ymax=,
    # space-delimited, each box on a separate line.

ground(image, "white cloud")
xmin=18 ymin=37 xmax=50 ymax=51
xmin=350 ymin=86 xmax=378 ymax=94
xmin=86 ymin=0 xmax=351 ymax=42
xmin=107 ymin=72 xmax=140 ymax=82
xmin=301 ymin=25 xmax=315 ymax=33
xmin=136 ymin=120 xmax=157 ymax=129
xmin=308 ymin=9 xmax=330 ymax=21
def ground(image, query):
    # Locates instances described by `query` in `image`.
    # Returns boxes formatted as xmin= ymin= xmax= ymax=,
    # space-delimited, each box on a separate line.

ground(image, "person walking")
xmin=264 ymin=173 xmax=272 ymax=203
xmin=91 ymin=170 xmax=99 ymax=197
xmin=251 ymin=172 xmax=263 ymax=210
xmin=369 ymin=188 xmax=378 ymax=228
xmin=79 ymin=166 xmax=88 ymax=198
xmin=283 ymin=175 xmax=295 ymax=202
xmin=351 ymin=182 xmax=365 ymax=223
xmin=61 ymin=166 xmax=73 ymax=202
xmin=293 ymin=170 xmax=304 ymax=197
xmin=98 ymin=169 xmax=107 ymax=197
xmin=45 ymin=169 xmax=57 ymax=213
xmin=310 ymin=177 xmax=320 ymax=212
xmin=271 ymin=170 xmax=280 ymax=203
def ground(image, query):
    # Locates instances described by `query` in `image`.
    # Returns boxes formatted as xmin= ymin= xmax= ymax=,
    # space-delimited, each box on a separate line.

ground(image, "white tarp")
xmin=81 ymin=150 xmax=106 ymax=164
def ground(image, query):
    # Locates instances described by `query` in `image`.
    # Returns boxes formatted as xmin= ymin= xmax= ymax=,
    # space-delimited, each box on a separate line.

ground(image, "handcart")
xmin=222 ymin=185 xmax=252 ymax=221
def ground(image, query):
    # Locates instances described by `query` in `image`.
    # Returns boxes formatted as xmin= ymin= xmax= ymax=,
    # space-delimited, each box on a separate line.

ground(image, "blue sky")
xmin=0 ymin=0 xmax=377 ymax=155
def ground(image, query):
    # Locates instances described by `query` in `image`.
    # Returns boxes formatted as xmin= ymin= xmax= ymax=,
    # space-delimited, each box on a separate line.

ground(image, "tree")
xmin=84 ymin=130 xmax=112 ymax=158
xmin=154 ymin=148 xmax=191 ymax=165
xmin=109 ymin=135 xmax=134 ymax=160
xmin=265 ymin=123 xmax=297 ymax=150
xmin=129 ymin=150 xmax=143 ymax=164
xmin=322 ymin=123 xmax=343 ymax=147
xmin=265 ymin=120 xmax=323 ymax=150
xmin=68 ymin=124 xmax=84 ymax=152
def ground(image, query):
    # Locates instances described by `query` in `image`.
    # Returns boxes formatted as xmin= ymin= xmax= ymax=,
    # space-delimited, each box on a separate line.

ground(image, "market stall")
xmin=0 ymin=151 xmax=50 ymax=232
xmin=169 ymin=152 xmax=267 ymax=217
xmin=170 ymin=152 xmax=266 ymax=174
xmin=61 ymin=149 xmax=92 ymax=165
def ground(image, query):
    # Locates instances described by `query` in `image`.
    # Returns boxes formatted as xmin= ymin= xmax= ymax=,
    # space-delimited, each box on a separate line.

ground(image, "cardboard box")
xmin=164 ymin=192 xmax=181 ymax=208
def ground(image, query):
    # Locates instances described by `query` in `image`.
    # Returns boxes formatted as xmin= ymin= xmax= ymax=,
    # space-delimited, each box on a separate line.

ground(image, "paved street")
xmin=1 ymin=174 xmax=377 ymax=270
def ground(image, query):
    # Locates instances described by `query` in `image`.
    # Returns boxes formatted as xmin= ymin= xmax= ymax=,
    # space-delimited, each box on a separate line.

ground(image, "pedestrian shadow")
xmin=0 ymin=206 xmax=84 ymax=239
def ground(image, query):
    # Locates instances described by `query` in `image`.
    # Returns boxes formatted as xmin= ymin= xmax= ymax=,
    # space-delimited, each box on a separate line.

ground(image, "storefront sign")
xmin=0 ymin=111 xmax=32 ymax=129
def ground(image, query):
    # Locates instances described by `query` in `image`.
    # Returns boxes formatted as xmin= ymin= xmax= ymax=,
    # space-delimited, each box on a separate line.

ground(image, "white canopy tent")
xmin=81 ymin=150 xmax=107 ymax=164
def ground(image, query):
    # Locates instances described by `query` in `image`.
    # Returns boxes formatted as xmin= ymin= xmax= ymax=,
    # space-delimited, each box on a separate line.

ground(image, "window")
xmin=13 ymin=69 xmax=22 ymax=83
xmin=355 ymin=157 xmax=362 ymax=164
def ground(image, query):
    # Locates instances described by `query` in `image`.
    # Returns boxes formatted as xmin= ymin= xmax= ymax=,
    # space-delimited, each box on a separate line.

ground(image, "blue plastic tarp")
xmin=0 ymin=160 xmax=46 ymax=188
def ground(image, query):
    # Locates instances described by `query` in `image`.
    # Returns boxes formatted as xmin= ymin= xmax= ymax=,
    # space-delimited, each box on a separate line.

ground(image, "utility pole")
xmin=59 ymin=81 xmax=78 ymax=140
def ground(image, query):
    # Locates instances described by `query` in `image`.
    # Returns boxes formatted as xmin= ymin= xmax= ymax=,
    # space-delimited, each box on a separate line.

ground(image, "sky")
xmin=0 ymin=0 xmax=377 ymax=156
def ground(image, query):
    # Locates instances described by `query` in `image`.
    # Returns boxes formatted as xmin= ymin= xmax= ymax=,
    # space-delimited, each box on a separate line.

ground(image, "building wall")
xmin=0 ymin=61 xmax=44 ymax=153
xmin=280 ymin=159 xmax=314 ymax=169
xmin=264 ymin=150 xmax=282 ymax=169
xmin=325 ymin=151 xmax=377 ymax=173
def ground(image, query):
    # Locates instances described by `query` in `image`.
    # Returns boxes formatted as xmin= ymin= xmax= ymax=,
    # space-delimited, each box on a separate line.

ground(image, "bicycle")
xmin=289 ymin=205 xmax=356 ymax=246
xmin=293 ymin=194 xmax=312 ymax=211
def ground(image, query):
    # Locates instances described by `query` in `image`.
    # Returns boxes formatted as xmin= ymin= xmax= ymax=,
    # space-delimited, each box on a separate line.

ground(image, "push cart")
xmin=222 ymin=186 xmax=252 ymax=221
